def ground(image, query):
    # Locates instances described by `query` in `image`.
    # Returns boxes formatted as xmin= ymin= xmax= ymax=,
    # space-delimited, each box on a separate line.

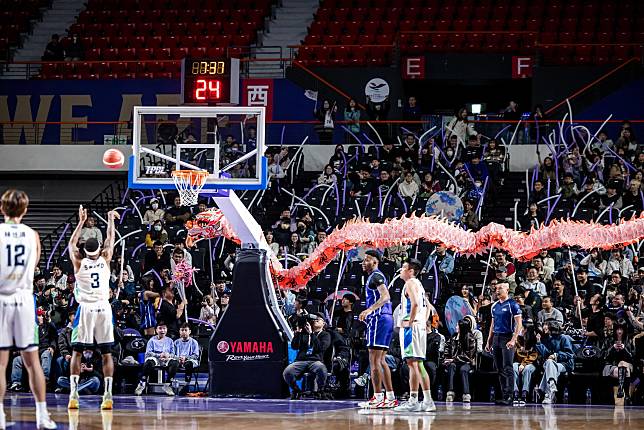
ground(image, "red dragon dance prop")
xmin=186 ymin=209 xmax=644 ymax=290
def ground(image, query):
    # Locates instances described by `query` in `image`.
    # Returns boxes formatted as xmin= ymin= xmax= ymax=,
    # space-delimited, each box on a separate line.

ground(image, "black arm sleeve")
xmin=367 ymin=272 xmax=386 ymax=290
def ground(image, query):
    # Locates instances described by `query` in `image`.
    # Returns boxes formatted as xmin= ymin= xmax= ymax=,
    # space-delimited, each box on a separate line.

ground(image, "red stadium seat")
xmin=488 ymin=19 xmax=505 ymax=31
xmin=206 ymin=47 xmax=225 ymax=57
xmin=453 ymin=19 xmax=469 ymax=31
xmin=558 ymin=32 xmax=576 ymax=44
xmin=339 ymin=34 xmax=357 ymax=45
xmin=470 ymin=18 xmax=486 ymax=31
xmin=121 ymin=48 xmax=137 ymax=59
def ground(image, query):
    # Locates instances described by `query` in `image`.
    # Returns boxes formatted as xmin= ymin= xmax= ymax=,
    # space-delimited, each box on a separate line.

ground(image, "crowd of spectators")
xmin=277 ymin=102 xmax=643 ymax=405
xmin=12 ymin=101 xmax=643 ymax=405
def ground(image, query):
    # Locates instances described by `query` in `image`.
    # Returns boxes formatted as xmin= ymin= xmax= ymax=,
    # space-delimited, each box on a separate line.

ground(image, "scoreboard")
xmin=180 ymin=57 xmax=240 ymax=105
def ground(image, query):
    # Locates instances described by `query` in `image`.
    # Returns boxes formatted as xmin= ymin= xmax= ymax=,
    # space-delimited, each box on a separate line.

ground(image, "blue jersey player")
xmin=358 ymin=250 xmax=397 ymax=409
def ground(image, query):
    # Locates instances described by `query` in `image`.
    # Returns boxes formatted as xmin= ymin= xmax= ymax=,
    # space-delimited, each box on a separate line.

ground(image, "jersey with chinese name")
xmin=0 ymin=223 xmax=38 ymax=295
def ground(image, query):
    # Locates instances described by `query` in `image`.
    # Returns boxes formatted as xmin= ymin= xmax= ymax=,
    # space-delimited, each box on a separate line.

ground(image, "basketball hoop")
xmin=172 ymin=170 xmax=209 ymax=206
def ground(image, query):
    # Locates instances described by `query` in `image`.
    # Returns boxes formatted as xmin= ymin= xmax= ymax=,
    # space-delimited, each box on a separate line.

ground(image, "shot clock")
xmin=181 ymin=58 xmax=240 ymax=105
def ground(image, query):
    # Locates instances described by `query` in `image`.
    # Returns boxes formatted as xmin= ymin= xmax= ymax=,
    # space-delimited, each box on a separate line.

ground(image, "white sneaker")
xmin=548 ymin=380 xmax=558 ymax=394
xmin=542 ymin=393 xmax=553 ymax=405
xmin=37 ymin=413 xmax=58 ymax=429
xmin=394 ymin=401 xmax=422 ymax=412
xmin=162 ymin=383 xmax=175 ymax=396
xmin=421 ymin=399 xmax=437 ymax=412
xmin=358 ymin=396 xmax=382 ymax=409
xmin=0 ymin=412 xmax=5 ymax=430
xmin=134 ymin=381 xmax=146 ymax=396
xmin=445 ymin=391 xmax=455 ymax=402
xmin=354 ymin=374 xmax=369 ymax=387
xmin=462 ymin=394 xmax=471 ymax=403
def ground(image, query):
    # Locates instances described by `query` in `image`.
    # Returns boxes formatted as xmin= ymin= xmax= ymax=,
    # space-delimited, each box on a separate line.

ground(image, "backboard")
xmin=128 ymin=106 xmax=267 ymax=191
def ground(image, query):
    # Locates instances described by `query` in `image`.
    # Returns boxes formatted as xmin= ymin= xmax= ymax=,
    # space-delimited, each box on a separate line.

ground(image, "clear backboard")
xmin=128 ymin=106 xmax=267 ymax=191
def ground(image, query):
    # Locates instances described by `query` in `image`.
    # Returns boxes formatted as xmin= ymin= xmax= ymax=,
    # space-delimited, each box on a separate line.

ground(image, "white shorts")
xmin=399 ymin=322 xmax=427 ymax=360
xmin=72 ymin=301 xmax=114 ymax=351
xmin=0 ymin=290 xmax=38 ymax=352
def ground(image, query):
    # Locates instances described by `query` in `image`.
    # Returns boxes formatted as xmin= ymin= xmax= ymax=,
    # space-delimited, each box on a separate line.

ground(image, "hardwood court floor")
xmin=3 ymin=393 xmax=644 ymax=429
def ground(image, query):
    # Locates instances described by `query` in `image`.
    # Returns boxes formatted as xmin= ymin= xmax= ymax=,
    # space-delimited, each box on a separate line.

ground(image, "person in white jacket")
xmin=398 ymin=172 xmax=419 ymax=198
xmin=445 ymin=108 xmax=478 ymax=147
xmin=604 ymin=249 xmax=634 ymax=278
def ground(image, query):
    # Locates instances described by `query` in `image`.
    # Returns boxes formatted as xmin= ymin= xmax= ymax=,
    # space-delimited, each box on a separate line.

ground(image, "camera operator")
xmin=283 ymin=313 xmax=331 ymax=399
xmin=287 ymin=297 xmax=308 ymax=330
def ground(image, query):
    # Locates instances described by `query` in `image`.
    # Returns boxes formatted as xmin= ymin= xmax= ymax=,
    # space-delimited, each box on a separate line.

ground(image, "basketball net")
xmin=172 ymin=170 xmax=209 ymax=206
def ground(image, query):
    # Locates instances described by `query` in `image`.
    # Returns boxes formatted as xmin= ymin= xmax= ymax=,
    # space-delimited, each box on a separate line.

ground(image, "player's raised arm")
xmin=102 ymin=210 xmax=120 ymax=262
xmin=68 ymin=205 xmax=88 ymax=269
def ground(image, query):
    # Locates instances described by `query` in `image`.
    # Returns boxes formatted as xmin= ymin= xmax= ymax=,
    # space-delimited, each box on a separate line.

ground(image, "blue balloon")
xmin=425 ymin=191 xmax=464 ymax=222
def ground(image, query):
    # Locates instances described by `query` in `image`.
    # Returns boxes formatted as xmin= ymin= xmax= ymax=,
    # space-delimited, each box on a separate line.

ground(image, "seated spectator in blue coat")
xmin=174 ymin=323 xmax=200 ymax=395
xmin=535 ymin=320 xmax=575 ymax=404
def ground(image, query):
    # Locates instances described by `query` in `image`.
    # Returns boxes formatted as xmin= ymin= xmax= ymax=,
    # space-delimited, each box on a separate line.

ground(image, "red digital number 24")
xmin=195 ymin=79 xmax=221 ymax=101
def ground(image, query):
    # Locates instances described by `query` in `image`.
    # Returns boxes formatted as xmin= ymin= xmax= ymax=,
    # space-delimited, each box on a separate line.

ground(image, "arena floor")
xmin=3 ymin=393 xmax=644 ymax=429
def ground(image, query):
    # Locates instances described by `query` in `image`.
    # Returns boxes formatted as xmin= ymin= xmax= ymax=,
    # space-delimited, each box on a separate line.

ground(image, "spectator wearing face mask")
xmin=145 ymin=220 xmax=168 ymax=248
xmin=143 ymin=198 xmax=165 ymax=225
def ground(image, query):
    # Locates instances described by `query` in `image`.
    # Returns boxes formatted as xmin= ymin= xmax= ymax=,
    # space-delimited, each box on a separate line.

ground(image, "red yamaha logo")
xmin=217 ymin=341 xmax=229 ymax=353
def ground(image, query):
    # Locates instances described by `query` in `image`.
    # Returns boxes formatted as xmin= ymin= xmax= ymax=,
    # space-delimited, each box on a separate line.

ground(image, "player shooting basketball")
xmin=67 ymin=205 xmax=119 ymax=410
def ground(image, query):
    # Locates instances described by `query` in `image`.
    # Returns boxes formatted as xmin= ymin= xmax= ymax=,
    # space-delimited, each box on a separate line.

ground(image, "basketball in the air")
xmin=102 ymin=148 xmax=125 ymax=169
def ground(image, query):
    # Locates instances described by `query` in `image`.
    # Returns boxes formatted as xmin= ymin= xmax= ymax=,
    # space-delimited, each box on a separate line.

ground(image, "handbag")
xmin=574 ymin=337 xmax=601 ymax=372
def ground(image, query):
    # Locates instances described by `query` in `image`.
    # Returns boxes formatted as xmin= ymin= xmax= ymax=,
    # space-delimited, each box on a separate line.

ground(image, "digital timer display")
xmin=181 ymin=57 xmax=240 ymax=105
xmin=190 ymin=61 xmax=226 ymax=75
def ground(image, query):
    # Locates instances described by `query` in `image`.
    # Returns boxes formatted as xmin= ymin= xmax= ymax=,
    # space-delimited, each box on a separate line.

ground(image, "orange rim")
xmin=172 ymin=170 xmax=209 ymax=186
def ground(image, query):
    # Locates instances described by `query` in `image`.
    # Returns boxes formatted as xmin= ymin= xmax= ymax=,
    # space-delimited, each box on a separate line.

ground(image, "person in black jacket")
xmin=444 ymin=319 xmax=478 ymax=403
xmin=601 ymin=319 xmax=634 ymax=405
xmin=282 ymin=313 xmax=331 ymax=399
xmin=56 ymin=312 xmax=75 ymax=381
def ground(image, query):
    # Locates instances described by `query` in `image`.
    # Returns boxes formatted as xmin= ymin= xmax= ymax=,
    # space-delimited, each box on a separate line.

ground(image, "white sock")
xmin=409 ymin=391 xmax=418 ymax=403
xmin=0 ymin=402 xmax=4 ymax=416
xmin=423 ymin=390 xmax=432 ymax=402
xmin=386 ymin=391 xmax=395 ymax=401
xmin=35 ymin=401 xmax=47 ymax=418
xmin=70 ymin=374 xmax=79 ymax=394
xmin=375 ymin=392 xmax=384 ymax=401
xmin=104 ymin=377 xmax=113 ymax=395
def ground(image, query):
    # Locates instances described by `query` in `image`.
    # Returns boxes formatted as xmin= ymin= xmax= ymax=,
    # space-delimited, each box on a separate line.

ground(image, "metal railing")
xmin=1 ymin=118 xmax=641 ymax=146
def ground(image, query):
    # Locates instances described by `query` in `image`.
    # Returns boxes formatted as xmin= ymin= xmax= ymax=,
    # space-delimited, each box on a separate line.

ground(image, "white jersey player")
xmin=394 ymin=258 xmax=436 ymax=413
xmin=67 ymin=205 xmax=119 ymax=410
xmin=0 ymin=189 xmax=57 ymax=429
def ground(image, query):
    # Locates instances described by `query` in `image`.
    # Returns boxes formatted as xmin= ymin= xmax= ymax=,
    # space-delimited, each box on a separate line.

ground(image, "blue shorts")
xmin=366 ymin=313 xmax=393 ymax=349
